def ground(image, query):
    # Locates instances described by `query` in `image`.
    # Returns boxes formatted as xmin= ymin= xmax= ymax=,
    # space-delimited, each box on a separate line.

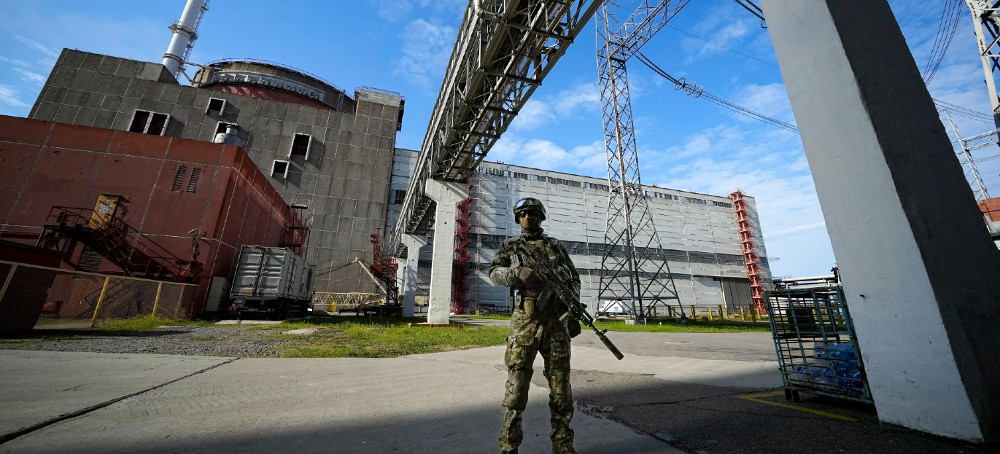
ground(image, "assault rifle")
xmin=515 ymin=242 xmax=624 ymax=360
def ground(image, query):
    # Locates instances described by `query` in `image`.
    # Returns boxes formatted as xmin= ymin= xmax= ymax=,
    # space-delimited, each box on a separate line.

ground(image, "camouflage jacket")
xmin=489 ymin=232 xmax=580 ymax=315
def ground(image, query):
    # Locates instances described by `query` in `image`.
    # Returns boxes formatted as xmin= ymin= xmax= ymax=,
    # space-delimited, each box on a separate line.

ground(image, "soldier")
xmin=490 ymin=197 xmax=581 ymax=454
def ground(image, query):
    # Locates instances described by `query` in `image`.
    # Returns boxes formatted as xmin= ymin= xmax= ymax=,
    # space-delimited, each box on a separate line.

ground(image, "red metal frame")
xmin=728 ymin=190 xmax=766 ymax=315
xmin=451 ymin=178 xmax=474 ymax=314
xmin=370 ymin=231 xmax=399 ymax=306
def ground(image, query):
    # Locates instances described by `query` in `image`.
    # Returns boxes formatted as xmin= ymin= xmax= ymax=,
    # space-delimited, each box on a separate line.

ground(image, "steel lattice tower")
xmin=595 ymin=0 xmax=689 ymax=321
xmin=966 ymin=0 xmax=1000 ymax=128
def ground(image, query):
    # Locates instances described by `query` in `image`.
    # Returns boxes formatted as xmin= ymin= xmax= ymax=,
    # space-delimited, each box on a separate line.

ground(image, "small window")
xmin=147 ymin=113 xmax=169 ymax=135
xmin=128 ymin=110 xmax=150 ymax=133
xmin=272 ymin=160 xmax=289 ymax=178
xmin=215 ymin=122 xmax=237 ymax=135
xmin=393 ymin=189 xmax=406 ymax=205
xmin=127 ymin=110 xmax=170 ymax=135
xmin=290 ymin=133 xmax=311 ymax=160
xmin=206 ymin=97 xmax=226 ymax=115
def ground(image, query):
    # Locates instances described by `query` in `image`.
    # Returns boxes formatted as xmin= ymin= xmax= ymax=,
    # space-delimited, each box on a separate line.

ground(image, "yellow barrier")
xmin=0 ymin=260 xmax=198 ymax=328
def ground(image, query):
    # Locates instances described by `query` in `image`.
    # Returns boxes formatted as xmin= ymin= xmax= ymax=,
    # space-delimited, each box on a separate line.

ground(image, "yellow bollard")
xmin=690 ymin=305 xmax=696 ymax=319
xmin=740 ymin=307 xmax=746 ymax=320
xmin=89 ymin=276 xmax=112 ymax=328
xmin=0 ymin=264 xmax=18 ymax=303
xmin=173 ymin=286 xmax=184 ymax=319
xmin=152 ymin=282 xmax=164 ymax=317
xmin=707 ymin=307 xmax=714 ymax=321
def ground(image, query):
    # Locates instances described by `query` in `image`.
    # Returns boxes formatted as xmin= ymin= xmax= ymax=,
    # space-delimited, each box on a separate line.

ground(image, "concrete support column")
xmin=423 ymin=179 xmax=470 ymax=324
xmin=762 ymin=0 xmax=1000 ymax=442
xmin=400 ymin=233 xmax=427 ymax=318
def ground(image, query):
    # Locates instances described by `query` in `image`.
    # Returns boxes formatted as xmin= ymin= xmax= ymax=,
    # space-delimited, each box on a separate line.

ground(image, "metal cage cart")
xmin=765 ymin=285 xmax=872 ymax=403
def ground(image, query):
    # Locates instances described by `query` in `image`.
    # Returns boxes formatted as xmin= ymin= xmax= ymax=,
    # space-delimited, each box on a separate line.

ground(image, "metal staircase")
xmin=36 ymin=206 xmax=191 ymax=281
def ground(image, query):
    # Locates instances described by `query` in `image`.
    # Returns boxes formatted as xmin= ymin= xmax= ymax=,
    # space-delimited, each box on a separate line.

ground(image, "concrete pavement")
xmin=0 ymin=329 xmax=983 ymax=453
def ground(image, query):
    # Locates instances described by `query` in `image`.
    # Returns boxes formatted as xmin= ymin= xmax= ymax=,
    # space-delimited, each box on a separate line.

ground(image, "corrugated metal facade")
xmin=389 ymin=149 xmax=772 ymax=313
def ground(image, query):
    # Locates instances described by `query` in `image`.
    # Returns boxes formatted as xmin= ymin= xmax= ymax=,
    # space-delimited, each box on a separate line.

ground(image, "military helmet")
xmin=513 ymin=197 xmax=546 ymax=220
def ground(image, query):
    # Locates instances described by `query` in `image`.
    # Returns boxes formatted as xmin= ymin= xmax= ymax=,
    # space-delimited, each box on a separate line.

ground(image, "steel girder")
xmin=389 ymin=0 xmax=604 ymax=256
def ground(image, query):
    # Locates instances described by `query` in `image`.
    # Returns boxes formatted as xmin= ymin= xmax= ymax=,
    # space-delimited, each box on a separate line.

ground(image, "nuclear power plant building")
xmin=13 ymin=46 xmax=771 ymax=315
xmin=26 ymin=49 xmax=404 ymax=295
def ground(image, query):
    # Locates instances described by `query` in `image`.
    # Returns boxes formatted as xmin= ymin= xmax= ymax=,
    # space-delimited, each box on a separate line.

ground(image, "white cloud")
xmin=0 ymin=84 xmax=29 ymax=108
xmin=0 ymin=55 xmax=33 ymax=68
xmin=491 ymin=136 xmax=605 ymax=175
xmin=395 ymin=19 xmax=455 ymax=87
xmin=13 ymin=68 xmax=46 ymax=85
xmin=509 ymin=82 xmax=600 ymax=132
xmin=13 ymin=34 xmax=59 ymax=59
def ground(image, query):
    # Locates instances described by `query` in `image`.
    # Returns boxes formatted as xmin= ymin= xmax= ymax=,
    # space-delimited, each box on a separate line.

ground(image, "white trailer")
xmin=229 ymin=246 xmax=313 ymax=319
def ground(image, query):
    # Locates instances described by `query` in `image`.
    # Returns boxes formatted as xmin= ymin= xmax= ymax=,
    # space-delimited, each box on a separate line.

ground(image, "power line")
xmin=635 ymin=52 xmax=799 ymax=133
xmin=733 ymin=0 xmax=764 ymax=22
xmin=922 ymin=0 xmax=963 ymax=84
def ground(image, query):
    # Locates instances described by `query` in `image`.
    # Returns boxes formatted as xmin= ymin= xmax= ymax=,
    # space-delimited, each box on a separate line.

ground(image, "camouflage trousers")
xmin=500 ymin=308 xmax=574 ymax=454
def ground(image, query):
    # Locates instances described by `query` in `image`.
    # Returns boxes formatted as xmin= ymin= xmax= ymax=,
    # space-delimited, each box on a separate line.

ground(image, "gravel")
xmin=0 ymin=324 xmax=299 ymax=357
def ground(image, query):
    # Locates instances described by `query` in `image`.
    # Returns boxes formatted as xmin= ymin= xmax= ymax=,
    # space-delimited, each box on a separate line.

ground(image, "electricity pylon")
xmin=595 ymin=0 xmax=690 ymax=322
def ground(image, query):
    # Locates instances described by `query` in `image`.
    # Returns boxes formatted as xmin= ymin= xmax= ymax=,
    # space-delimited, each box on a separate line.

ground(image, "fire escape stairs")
xmin=36 ymin=207 xmax=183 ymax=281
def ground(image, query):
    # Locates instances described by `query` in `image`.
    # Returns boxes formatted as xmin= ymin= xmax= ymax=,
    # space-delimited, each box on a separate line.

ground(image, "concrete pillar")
xmin=423 ymin=179 xmax=470 ymax=324
xmin=400 ymin=233 xmax=427 ymax=318
xmin=761 ymin=0 xmax=1000 ymax=442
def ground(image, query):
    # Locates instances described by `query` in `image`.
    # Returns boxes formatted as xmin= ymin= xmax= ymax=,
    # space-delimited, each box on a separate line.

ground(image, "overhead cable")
xmin=922 ymin=0 xmax=962 ymax=84
xmin=733 ymin=0 xmax=764 ymax=23
xmin=635 ymin=52 xmax=799 ymax=133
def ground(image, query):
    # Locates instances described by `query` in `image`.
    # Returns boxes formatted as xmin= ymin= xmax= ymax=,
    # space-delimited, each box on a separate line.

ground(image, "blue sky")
xmin=1 ymin=0 xmax=996 ymax=277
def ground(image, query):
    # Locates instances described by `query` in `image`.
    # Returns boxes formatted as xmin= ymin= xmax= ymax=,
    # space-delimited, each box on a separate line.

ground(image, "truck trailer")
xmin=229 ymin=246 xmax=313 ymax=319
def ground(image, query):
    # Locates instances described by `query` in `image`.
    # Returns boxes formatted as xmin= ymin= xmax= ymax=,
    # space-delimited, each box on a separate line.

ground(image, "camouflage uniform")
xmin=490 ymin=227 xmax=581 ymax=454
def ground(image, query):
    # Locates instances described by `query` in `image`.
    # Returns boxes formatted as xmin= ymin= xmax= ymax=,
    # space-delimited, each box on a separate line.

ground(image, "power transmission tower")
xmin=943 ymin=108 xmax=993 ymax=200
xmin=966 ymin=0 xmax=1000 ymax=128
xmin=595 ymin=0 xmax=690 ymax=322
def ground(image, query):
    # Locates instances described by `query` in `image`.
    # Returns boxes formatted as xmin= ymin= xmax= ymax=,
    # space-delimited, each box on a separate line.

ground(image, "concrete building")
xmin=27 ymin=49 xmax=404 ymax=294
xmin=389 ymin=148 xmax=771 ymax=314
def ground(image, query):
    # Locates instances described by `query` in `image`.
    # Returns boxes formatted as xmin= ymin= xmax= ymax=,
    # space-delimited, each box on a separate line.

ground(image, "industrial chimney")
xmin=162 ymin=0 xmax=210 ymax=80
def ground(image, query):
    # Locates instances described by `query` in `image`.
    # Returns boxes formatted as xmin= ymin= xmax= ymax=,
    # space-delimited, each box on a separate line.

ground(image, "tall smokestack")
xmin=162 ymin=0 xmax=209 ymax=80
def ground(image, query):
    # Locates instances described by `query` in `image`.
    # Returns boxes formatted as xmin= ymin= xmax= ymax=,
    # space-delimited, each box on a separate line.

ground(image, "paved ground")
xmin=0 ymin=326 xmax=987 ymax=453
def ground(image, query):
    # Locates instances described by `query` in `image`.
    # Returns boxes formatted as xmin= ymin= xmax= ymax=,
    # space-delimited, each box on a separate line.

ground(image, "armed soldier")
xmin=490 ymin=197 xmax=581 ymax=454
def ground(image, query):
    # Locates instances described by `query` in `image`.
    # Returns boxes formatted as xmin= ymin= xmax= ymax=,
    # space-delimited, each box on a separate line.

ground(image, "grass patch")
xmin=97 ymin=316 xmax=214 ymax=332
xmin=277 ymin=321 xmax=508 ymax=358
xmin=594 ymin=319 xmax=770 ymax=333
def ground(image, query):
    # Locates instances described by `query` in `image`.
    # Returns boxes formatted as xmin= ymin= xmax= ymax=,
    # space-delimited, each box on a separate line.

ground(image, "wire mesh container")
xmin=765 ymin=285 xmax=872 ymax=403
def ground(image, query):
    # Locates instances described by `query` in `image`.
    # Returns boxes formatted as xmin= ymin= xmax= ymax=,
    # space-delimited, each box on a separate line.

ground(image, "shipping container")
xmin=229 ymin=246 xmax=313 ymax=319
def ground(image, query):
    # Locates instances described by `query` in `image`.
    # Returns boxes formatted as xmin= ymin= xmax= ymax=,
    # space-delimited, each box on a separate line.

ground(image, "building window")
xmin=393 ymin=189 xmax=406 ymax=205
xmin=215 ymin=122 xmax=237 ymax=135
xmin=272 ymin=160 xmax=289 ymax=178
xmin=128 ymin=110 xmax=170 ymax=135
xmin=290 ymin=133 xmax=311 ymax=160
xmin=206 ymin=97 xmax=226 ymax=115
